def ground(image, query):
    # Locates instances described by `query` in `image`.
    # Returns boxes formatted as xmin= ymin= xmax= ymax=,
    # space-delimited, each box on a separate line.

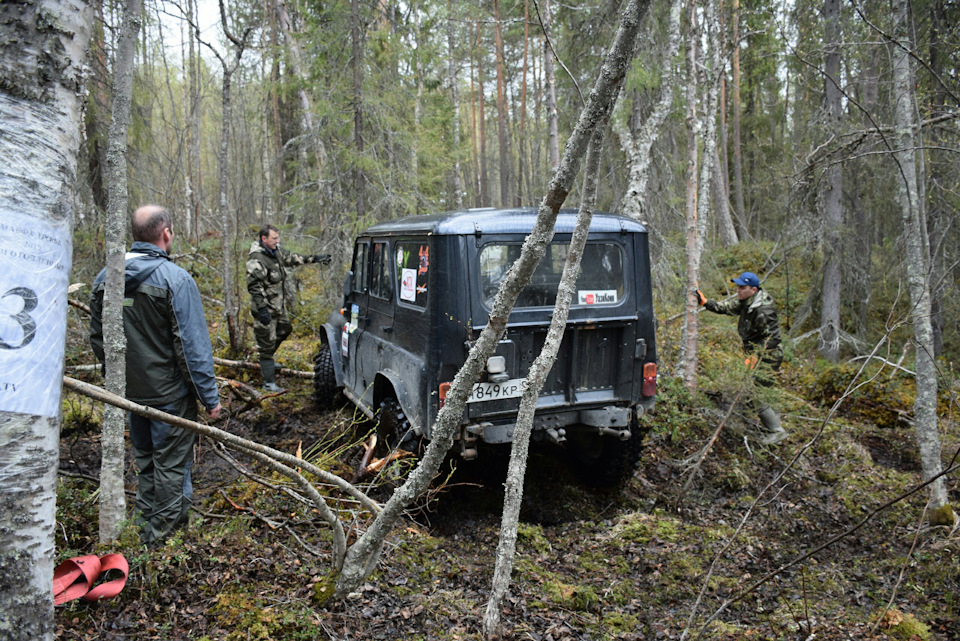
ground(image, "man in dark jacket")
xmin=90 ymin=205 xmax=221 ymax=546
xmin=246 ymin=225 xmax=330 ymax=391
xmin=699 ymin=271 xmax=787 ymax=445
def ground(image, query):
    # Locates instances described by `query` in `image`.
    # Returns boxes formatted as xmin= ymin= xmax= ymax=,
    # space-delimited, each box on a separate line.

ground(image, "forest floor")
xmin=54 ymin=364 xmax=960 ymax=641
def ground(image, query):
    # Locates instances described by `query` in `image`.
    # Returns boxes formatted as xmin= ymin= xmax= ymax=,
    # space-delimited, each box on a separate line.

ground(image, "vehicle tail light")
xmin=642 ymin=362 xmax=657 ymax=397
xmin=438 ymin=382 xmax=452 ymax=408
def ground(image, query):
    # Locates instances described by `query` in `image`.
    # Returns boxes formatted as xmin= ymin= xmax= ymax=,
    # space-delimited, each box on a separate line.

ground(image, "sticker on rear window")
xmin=578 ymin=290 xmax=618 ymax=305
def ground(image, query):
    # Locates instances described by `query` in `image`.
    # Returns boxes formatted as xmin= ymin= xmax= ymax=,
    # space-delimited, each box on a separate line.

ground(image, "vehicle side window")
xmin=353 ymin=242 xmax=370 ymax=294
xmin=370 ymin=241 xmax=392 ymax=300
xmin=395 ymin=241 xmax=429 ymax=308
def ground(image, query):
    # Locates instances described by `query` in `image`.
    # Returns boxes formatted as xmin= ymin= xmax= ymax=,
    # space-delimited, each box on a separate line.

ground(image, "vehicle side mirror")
xmin=343 ymin=270 xmax=354 ymax=297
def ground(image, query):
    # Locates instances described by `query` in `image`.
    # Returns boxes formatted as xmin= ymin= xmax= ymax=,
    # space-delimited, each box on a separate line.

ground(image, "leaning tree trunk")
xmin=329 ymin=0 xmax=652 ymax=602
xmin=484 ymin=117 xmax=612 ymax=639
xmin=0 ymin=1 xmax=92 ymax=639
xmin=819 ymin=0 xmax=843 ymax=362
xmin=890 ymin=0 xmax=951 ymax=520
xmin=99 ymin=0 xmax=142 ymax=544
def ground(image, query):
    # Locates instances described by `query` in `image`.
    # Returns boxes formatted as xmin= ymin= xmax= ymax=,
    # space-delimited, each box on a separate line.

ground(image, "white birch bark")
xmin=99 ymin=0 xmax=142 ymax=544
xmin=697 ymin=0 xmax=720 ymax=256
xmin=615 ymin=0 xmax=682 ymax=221
xmin=209 ymin=0 xmax=251 ymax=351
xmin=447 ymin=0 xmax=464 ymax=210
xmin=542 ymin=0 xmax=560 ymax=172
xmin=332 ymin=0 xmax=651 ymax=601
xmin=678 ymin=0 xmax=700 ymax=390
xmin=891 ymin=0 xmax=949 ymax=514
xmin=0 ymin=1 xmax=92 ymax=638
xmin=483 ymin=118 xmax=611 ymax=639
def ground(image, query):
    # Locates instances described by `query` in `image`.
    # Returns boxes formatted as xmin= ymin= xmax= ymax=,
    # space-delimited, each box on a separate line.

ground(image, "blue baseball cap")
xmin=731 ymin=272 xmax=760 ymax=288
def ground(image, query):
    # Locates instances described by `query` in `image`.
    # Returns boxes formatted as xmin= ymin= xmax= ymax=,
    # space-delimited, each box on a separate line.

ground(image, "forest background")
xmin=29 ymin=0 xmax=960 ymax=636
xmin=72 ymin=0 xmax=960 ymax=365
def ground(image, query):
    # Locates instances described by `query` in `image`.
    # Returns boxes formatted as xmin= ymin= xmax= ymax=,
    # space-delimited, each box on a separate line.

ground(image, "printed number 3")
xmin=0 ymin=287 xmax=38 ymax=350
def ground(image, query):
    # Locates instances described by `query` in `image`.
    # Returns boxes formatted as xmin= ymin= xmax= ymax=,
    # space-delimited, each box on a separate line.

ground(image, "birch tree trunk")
xmin=100 ymin=0 xmax=142 ymax=543
xmin=819 ymin=0 xmax=843 ymax=362
xmin=330 ymin=0 xmax=651 ymax=602
xmin=212 ymin=0 xmax=251 ymax=352
xmin=890 ymin=0 xmax=951 ymax=518
xmin=697 ymin=0 xmax=721 ymax=256
xmin=351 ymin=0 xmax=366 ymax=217
xmin=615 ymin=0 xmax=682 ymax=221
xmin=492 ymin=0 xmax=512 ymax=206
xmin=447 ymin=0 xmax=464 ymax=210
xmin=483 ymin=117 xmax=611 ymax=640
xmin=0 ymin=1 xmax=92 ymax=638
xmin=730 ymin=0 xmax=746 ymax=233
xmin=477 ymin=21 xmax=491 ymax=207
xmin=542 ymin=0 xmax=560 ymax=172
xmin=678 ymin=0 xmax=700 ymax=391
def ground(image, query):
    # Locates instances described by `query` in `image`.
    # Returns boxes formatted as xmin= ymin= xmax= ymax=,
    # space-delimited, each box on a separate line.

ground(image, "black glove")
xmin=695 ymin=289 xmax=707 ymax=306
xmin=313 ymin=254 xmax=332 ymax=265
xmin=257 ymin=307 xmax=271 ymax=325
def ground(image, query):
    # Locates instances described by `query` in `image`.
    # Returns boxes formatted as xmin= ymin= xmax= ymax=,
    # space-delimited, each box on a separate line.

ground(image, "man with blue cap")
xmin=697 ymin=271 xmax=787 ymax=445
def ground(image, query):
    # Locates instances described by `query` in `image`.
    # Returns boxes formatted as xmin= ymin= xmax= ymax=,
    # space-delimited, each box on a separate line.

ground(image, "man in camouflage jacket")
xmin=698 ymin=271 xmax=787 ymax=445
xmin=246 ymin=224 xmax=330 ymax=391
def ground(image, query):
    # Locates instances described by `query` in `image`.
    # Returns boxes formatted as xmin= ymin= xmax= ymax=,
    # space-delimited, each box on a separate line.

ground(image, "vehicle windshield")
xmin=479 ymin=242 xmax=625 ymax=309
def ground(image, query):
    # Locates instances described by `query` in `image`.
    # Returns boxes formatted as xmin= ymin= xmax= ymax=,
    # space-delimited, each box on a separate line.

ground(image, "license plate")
xmin=467 ymin=378 xmax=526 ymax=403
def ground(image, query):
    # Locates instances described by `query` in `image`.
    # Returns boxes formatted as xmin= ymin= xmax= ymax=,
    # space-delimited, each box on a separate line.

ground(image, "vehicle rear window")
xmin=479 ymin=242 xmax=625 ymax=309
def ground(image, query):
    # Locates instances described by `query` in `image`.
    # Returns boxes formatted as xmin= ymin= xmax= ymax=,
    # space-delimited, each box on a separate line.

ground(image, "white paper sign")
xmin=400 ymin=268 xmax=417 ymax=302
xmin=0 ymin=210 xmax=71 ymax=418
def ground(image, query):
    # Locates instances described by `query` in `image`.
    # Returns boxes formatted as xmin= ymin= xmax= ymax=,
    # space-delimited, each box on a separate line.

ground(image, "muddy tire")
xmin=374 ymin=398 xmax=423 ymax=458
xmin=313 ymin=342 xmax=338 ymax=410
xmin=567 ymin=419 xmax=648 ymax=488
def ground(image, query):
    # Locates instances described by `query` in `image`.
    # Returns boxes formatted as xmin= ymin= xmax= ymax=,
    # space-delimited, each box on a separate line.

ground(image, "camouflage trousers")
xmin=129 ymin=395 xmax=198 ymax=546
xmin=253 ymin=311 xmax=293 ymax=360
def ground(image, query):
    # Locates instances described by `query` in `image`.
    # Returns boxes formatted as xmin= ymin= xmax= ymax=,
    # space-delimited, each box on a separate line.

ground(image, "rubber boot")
xmin=757 ymin=406 xmax=787 ymax=445
xmin=260 ymin=358 xmax=283 ymax=393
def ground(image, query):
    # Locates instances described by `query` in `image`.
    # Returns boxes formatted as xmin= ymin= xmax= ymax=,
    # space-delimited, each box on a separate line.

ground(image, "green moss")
xmin=516 ymin=522 xmax=551 ymax=555
xmin=602 ymin=611 xmax=641 ymax=632
xmin=929 ymin=504 xmax=956 ymax=527
xmin=543 ymin=579 xmax=599 ymax=611
xmin=880 ymin=609 xmax=933 ymax=641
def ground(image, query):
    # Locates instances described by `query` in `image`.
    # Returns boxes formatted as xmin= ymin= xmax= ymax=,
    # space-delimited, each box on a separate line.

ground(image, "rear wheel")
xmin=567 ymin=419 xmax=648 ymax=488
xmin=313 ymin=343 xmax=338 ymax=410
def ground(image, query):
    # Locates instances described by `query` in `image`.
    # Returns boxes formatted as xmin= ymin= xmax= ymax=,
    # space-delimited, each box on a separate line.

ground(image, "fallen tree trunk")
xmin=62 ymin=376 xmax=382 ymax=571
xmin=213 ymin=356 xmax=315 ymax=379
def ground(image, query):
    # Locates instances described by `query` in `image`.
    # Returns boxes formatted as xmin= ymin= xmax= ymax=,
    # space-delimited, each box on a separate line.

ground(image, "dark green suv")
xmin=314 ymin=208 xmax=657 ymax=486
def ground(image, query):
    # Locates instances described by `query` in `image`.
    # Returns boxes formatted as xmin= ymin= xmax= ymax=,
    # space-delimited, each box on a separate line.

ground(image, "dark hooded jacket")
xmin=89 ymin=241 xmax=219 ymax=409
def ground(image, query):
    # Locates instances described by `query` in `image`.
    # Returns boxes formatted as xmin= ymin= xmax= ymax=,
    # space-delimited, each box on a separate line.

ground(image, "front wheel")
xmin=374 ymin=398 xmax=423 ymax=458
xmin=313 ymin=342 xmax=339 ymax=410
xmin=566 ymin=419 xmax=648 ymax=488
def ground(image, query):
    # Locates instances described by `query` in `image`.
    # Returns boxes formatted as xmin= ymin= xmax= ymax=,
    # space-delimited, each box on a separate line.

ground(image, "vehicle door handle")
xmin=381 ymin=325 xmax=393 ymax=333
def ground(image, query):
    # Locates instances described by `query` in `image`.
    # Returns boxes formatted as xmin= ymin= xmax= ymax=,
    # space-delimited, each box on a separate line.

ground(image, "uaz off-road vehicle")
xmin=313 ymin=208 xmax=657 ymax=486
